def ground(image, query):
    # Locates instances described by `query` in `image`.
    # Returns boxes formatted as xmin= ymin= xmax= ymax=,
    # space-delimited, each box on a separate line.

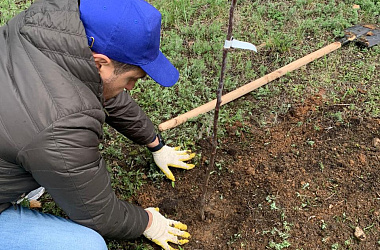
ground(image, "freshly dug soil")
xmin=134 ymin=100 xmax=380 ymax=249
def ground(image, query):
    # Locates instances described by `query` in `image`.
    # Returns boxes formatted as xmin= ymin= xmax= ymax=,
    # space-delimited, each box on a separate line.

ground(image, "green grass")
xmin=137 ymin=0 xmax=379 ymax=142
xmin=262 ymin=195 xmax=293 ymax=249
xmin=2 ymin=0 xmax=379 ymax=249
xmin=0 ymin=0 xmax=32 ymax=25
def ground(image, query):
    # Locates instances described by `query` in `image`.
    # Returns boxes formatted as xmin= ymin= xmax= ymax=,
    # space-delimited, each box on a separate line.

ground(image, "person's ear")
xmin=92 ymin=53 xmax=112 ymax=72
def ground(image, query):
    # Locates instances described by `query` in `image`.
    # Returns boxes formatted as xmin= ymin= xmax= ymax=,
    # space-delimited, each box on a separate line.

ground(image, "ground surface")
xmin=2 ymin=1 xmax=379 ymax=249
xmin=133 ymin=99 xmax=380 ymax=249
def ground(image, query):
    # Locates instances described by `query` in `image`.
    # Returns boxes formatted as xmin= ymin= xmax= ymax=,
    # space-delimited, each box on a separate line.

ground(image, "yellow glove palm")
xmin=143 ymin=207 xmax=190 ymax=250
xmin=152 ymin=145 xmax=195 ymax=181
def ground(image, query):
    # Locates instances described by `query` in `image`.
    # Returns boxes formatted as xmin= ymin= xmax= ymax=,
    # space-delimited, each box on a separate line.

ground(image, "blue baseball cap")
xmin=80 ymin=0 xmax=179 ymax=87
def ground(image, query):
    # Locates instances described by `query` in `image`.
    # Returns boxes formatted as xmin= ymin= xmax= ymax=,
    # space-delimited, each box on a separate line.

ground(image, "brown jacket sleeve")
xmin=17 ymin=110 xmax=149 ymax=239
xmin=104 ymin=91 xmax=156 ymax=145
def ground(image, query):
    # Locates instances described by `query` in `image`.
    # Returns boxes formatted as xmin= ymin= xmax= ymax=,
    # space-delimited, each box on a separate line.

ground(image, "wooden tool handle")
xmin=159 ymin=41 xmax=342 ymax=131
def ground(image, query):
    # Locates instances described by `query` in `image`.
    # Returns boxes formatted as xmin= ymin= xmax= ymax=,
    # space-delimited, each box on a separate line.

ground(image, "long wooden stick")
xmin=158 ymin=41 xmax=342 ymax=131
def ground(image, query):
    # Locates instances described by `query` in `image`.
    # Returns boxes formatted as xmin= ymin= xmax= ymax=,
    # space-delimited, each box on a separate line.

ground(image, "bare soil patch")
xmin=134 ymin=99 xmax=380 ymax=249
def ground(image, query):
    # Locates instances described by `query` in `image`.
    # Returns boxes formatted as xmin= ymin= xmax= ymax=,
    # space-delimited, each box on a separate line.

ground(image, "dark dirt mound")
xmin=135 ymin=100 xmax=380 ymax=249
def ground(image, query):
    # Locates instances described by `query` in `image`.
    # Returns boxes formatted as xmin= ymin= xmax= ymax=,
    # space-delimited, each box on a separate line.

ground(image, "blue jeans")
xmin=0 ymin=205 xmax=108 ymax=250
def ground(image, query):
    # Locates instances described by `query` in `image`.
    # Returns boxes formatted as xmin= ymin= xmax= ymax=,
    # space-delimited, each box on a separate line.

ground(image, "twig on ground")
xmin=324 ymin=192 xmax=336 ymax=200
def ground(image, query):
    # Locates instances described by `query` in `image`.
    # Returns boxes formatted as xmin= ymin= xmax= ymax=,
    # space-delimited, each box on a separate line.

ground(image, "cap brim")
xmin=140 ymin=51 xmax=179 ymax=87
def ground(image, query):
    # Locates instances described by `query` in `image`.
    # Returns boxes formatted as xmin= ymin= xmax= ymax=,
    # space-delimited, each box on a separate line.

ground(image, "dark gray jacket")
xmin=0 ymin=0 xmax=156 ymax=239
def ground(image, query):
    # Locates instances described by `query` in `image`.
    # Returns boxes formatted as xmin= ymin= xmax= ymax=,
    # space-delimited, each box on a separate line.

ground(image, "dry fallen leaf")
xmin=366 ymin=31 xmax=374 ymax=36
xmin=372 ymin=138 xmax=380 ymax=148
xmin=352 ymin=4 xmax=360 ymax=9
xmin=354 ymin=227 xmax=366 ymax=241
xmin=363 ymin=24 xmax=377 ymax=29
xmin=29 ymin=199 xmax=42 ymax=208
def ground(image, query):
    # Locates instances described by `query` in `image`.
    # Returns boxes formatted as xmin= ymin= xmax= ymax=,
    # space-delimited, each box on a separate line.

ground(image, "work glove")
xmin=143 ymin=207 xmax=190 ymax=250
xmin=152 ymin=145 xmax=195 ymax=181
xmin=17 ymin=186 xmax=45 ymax=204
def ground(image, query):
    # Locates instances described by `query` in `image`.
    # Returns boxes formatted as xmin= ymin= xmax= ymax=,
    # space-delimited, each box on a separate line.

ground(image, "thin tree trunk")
xmin=200 ymin=0 xmax=238 ymax=220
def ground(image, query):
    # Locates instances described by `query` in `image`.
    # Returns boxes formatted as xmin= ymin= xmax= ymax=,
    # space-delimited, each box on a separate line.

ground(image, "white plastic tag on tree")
xmin=224 ymin=37 xmax=257 ymax=52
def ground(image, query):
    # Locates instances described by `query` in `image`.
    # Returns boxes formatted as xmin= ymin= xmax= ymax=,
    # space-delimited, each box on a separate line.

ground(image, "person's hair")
xmin=110 ymin=59 xmax=141 ymax=75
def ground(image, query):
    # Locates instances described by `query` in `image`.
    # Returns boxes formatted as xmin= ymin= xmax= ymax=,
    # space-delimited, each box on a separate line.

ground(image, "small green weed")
xmin=320 ymin=220 xmax=328 ymax=230
xmin=266 ymin=223 xmax=292 ymax=250
xmin=0 ymin=0 xmax=33 ymax=25
xmin=227 ymin=232 xmax=242 ymax=246
xmin=106 ymin=239 xmax=154 ymax=250
xmin=266 ymin=195 xmax=280 ymax=210
xmin=331 ymin=242 xmax=340 ymax=250
xmin=262 ymin=195 xmax=293 ymax=249
xmin=268 ymin=239 xmax=291 ymax=250
xmin=40 ymin=193 xmax=67 ymax=218
xmin=107 ymin=164 xmax=145 ymax=200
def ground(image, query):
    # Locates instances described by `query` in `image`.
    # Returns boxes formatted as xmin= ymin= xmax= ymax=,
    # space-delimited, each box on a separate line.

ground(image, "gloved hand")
xmin=144 ymin=207 xmax=190 ymax=250
xmin=152 ymin=145 xmax=195 ymax=181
